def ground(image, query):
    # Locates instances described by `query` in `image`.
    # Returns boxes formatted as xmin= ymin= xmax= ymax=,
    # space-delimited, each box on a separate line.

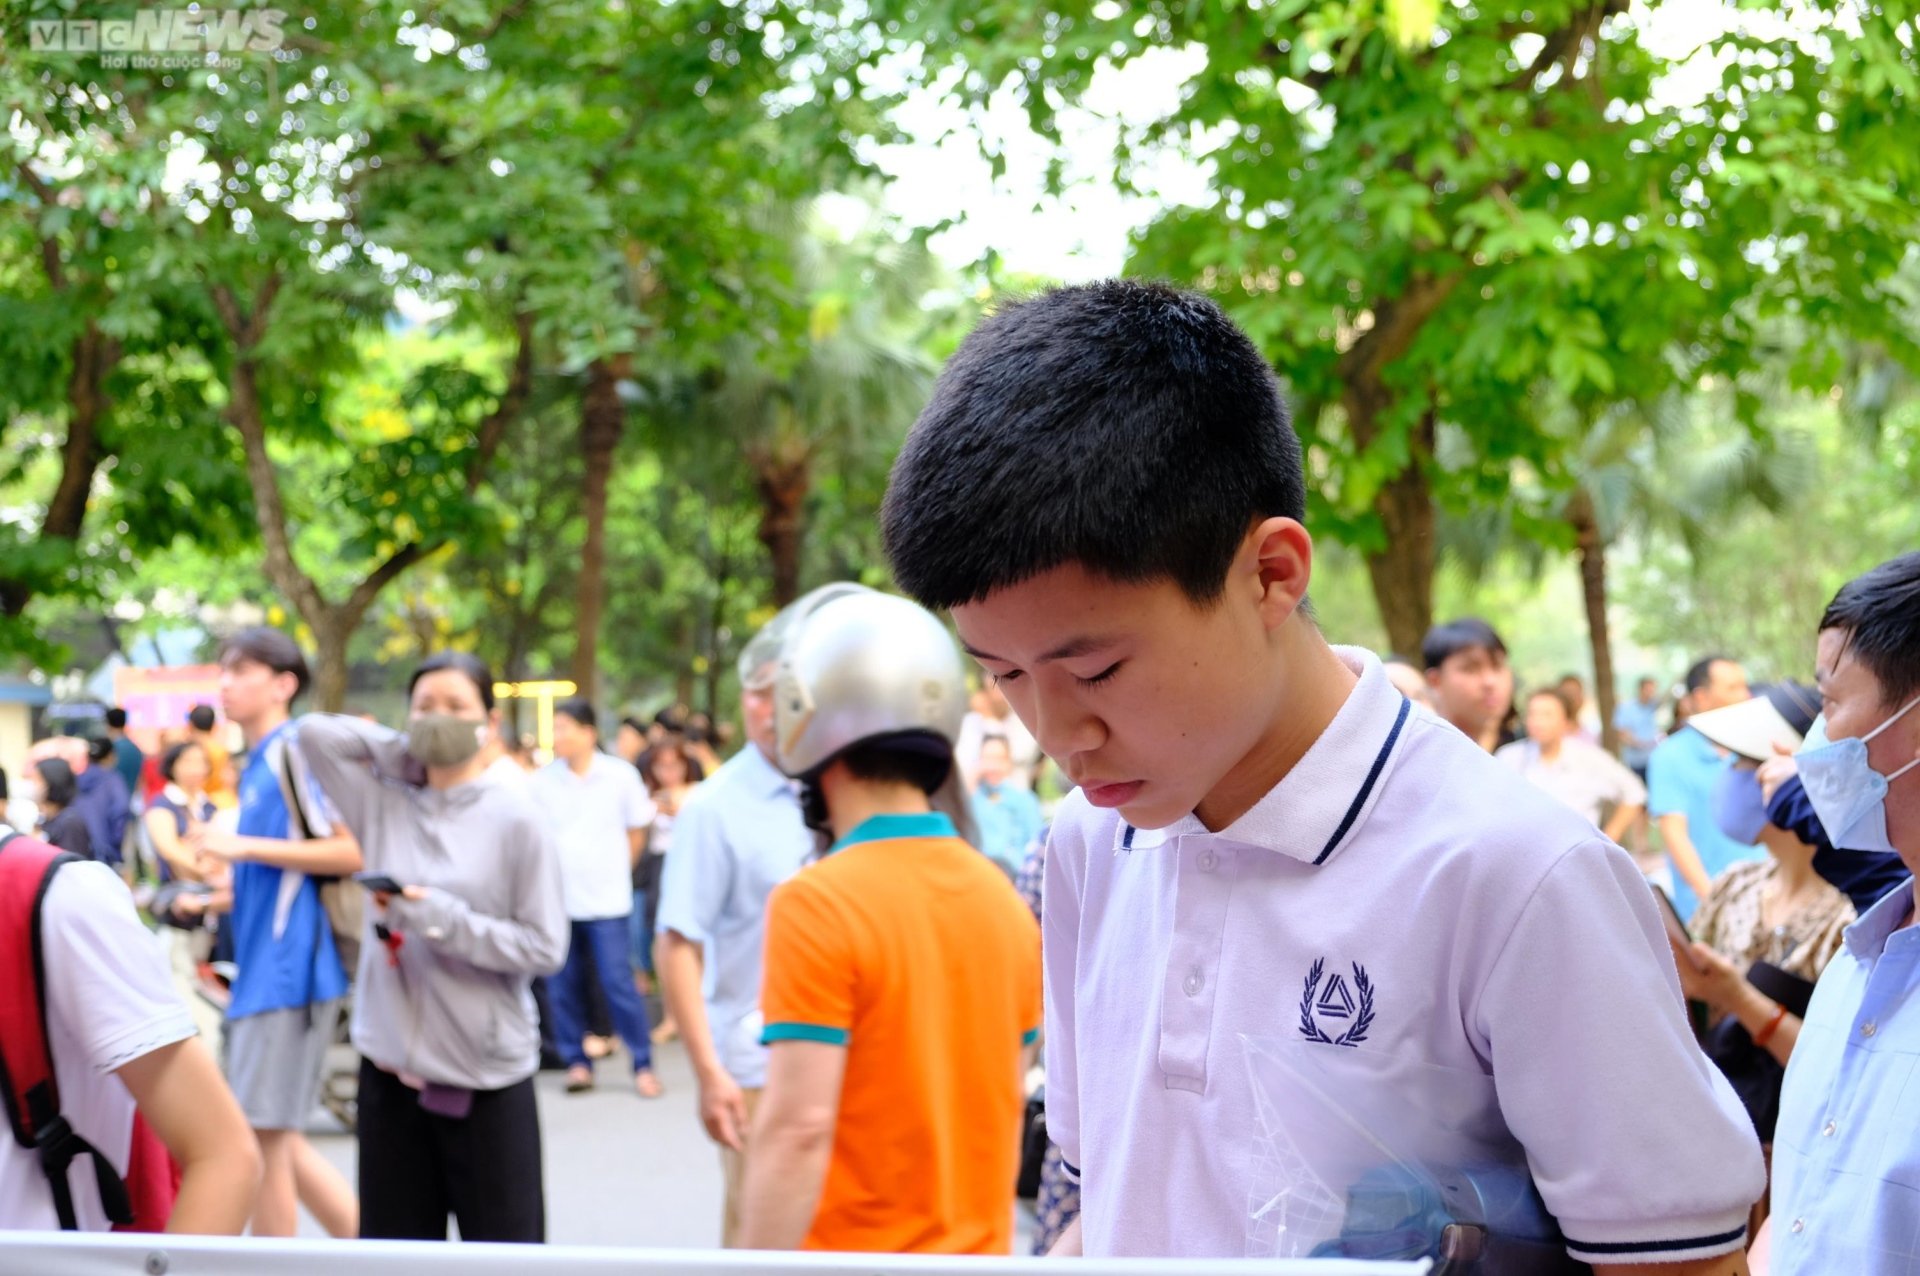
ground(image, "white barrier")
xmin=0 ymin=1234 xmax=1430 ymax=1275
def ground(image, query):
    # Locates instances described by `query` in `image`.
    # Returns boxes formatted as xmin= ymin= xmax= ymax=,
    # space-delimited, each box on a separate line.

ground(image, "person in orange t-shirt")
xmin=738 ymin=587 xmax=1040 ymax=1255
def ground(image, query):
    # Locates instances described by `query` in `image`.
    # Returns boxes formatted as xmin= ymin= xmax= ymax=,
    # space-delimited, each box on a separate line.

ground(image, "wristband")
xmin=1753 ymin=1001 xmax=1789 ymax=1048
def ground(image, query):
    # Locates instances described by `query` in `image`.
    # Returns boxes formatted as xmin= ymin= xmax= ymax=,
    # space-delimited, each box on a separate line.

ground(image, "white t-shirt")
xmin=0 ymin=860 xmax=197 ymax=1231
xmin=534 ymin=753 xmax=656 ymax=920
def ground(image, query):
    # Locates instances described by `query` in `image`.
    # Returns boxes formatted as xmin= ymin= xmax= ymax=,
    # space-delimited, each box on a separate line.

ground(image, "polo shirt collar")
xmin=829 ymin=811 xmax=956 ymax=855
xmin=1112 ymin=646 xmax=1411 ymax=867
xmin=1844 ymin=880 xmax=1918 ymax=961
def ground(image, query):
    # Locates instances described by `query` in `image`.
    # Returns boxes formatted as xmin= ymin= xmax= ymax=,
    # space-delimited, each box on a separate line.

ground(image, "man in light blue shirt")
xmin=1769 ymin=552 xmax=1920 ymax=1274
xmin=971 ymin=733 xmax=1043 ymax=873
xmin=1648 ymin=655 xmax=1762 ymax=920
xmin=1614 ymin=675 xmax=1663 ymax=778
xmin=657 ymin=628 xmax=813 ymax=1247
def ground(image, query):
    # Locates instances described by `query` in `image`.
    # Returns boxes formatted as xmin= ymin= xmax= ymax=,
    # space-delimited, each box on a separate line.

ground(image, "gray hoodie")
xmin=295 ymin=714 xmax=568 ymax=1092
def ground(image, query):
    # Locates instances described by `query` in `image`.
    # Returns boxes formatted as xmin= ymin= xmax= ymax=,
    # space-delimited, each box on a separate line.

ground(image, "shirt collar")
xmin=1112 ymin=646 xmax=1411 ymax=866
xmin=741 ymin=743 xmax=798 ymax=800
xmin=830 ymin=811 xmax=956 ymax=854
xmin=1844 ymin=881 xmax=1918 ymax=961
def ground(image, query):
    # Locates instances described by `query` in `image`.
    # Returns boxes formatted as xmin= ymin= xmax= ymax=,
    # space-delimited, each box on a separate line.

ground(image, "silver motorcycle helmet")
xmin=773 ymin=587 xmax=968 ymax=778
xmin=737 ymin=581 xmax=874 ymax=689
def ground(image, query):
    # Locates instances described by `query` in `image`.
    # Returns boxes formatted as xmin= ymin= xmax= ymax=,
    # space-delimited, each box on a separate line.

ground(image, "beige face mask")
xmin=408 ymin=714 xmax=488 ymax=768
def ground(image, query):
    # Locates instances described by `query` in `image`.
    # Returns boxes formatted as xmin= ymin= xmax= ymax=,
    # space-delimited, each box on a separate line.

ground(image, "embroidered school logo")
xmin=1299 ymin=958 xmax=1374 ymax=1047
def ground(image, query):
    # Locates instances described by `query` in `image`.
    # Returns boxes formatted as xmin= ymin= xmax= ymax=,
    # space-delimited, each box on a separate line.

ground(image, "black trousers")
xmin=357 ymin=1058 xmax=546 ymax=1242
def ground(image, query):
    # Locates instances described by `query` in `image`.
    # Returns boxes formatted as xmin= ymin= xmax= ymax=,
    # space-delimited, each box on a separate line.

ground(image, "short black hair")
xmin=187 ymin=704 xmax=217 ymax=733
xmin=0 ymin=764 xmax=9 ymax=802
xmin=1421 ymin=618 xmax=1508 ymax=671
xmin=977 ymin=732 xmax=1013 ymax=756
xmin=1821 ymin=551 xmax=1920 ymax=708
xmin=555 ymin=697 xmax=597 ymax=732
xmin=882 ymin=279 xmax=1306 ymax=609
xmin=838 ymin=734 xmax=954 ymax=795
xmin=1526 ymin=686 xmax=1574 ymax=717
xmin=33 ymin=758 xmax=76 ymax=808
xmin=159 ymin=740 xmax=205 ymax=784
xmin=86 ymin=734 xmax=114 ymax=765
xmin=105 ymin=707 xmax=128 ymax=730
xmin=1684 ymin=655 xmax=1734 ymax=695
xmin=408 ymin=651 xmax=497 ymax=712
xmin=653 ymin=706 xmax=687 ymax=733
xmin=219 ymin=626 xmax=312 ymax=702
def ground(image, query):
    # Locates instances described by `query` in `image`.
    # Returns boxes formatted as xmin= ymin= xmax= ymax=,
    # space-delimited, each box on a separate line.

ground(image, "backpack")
xmin=0 ymin=830 xmax=180 ymax=1231
xmin=271 ymin=731 xmax=362 ymax=975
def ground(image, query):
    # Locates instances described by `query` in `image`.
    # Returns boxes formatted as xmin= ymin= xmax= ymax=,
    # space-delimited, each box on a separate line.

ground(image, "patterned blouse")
xmin=1693 ymin=858 xmax=1854 ymax=983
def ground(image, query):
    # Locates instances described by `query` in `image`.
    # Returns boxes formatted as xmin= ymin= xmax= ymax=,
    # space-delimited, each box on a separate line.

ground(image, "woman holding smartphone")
xmin=295 ymin=651 xmax=568 ymax=1243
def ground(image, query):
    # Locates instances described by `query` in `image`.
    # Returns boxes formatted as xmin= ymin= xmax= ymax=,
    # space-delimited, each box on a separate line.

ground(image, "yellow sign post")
xmin=492 ymin=679 xmax=579 ymax=760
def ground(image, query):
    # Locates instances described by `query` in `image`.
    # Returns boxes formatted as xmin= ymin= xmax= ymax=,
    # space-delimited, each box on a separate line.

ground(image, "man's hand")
xmin=699 ymin=1065 xmax=750 ymax=1151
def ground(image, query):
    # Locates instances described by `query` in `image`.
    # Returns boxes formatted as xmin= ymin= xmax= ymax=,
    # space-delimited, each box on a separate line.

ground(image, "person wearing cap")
xmin=1757 ymin=552 xmax=1920 ymax=1273
xmin=1670 ymin=684 xmax=1852 ymax=1218
xmin=737 ymin=586 xmax=1041 ymax=1254
xmin=1497 ymin=686 xmax=1647 ymax=842
xmin=1649 ymin=654 xmax=1764 ymax=921
xmin=655 ymin=590 xmax=845 ymax=1247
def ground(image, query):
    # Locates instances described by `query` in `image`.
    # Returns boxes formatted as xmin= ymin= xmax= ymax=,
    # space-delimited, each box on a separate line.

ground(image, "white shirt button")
xmin=1790 ymin=1219 xmax=1805 ymax=1234
xmin=1183 ymin=970 xmax=1205 ymax=997
xmin=1822 ymin=1120 xmax=1837 ymax=1137
xmin=1863 ymin=1021 xmax=1878 ymax=1038
xmin=1198 ymin=851 xmax=1218 ymax=872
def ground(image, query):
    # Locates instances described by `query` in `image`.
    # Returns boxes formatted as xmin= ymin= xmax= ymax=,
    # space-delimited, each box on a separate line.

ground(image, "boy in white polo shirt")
xmin=882 ymin=280 xmax=1764 ymax=1273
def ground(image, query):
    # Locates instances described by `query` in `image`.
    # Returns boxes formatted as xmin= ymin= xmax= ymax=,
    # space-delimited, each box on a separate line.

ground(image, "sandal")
xmin=565 ymin=1065 xmax=594 ymax=1093
xmin=634 ymin=1069 xmax=664 ymax=1100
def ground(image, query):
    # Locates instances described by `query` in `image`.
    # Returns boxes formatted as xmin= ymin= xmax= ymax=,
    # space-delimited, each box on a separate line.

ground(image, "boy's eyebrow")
xmin=961 ymin=635 xmax=1116 ymax=665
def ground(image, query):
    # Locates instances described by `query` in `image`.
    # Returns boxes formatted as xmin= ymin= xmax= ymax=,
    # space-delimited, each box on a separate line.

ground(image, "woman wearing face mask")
xmin=29 ymin=758 xmax=93 ymax=858
xmin=1670 ymin=682 xmax=1853 ymax=1222
xmin=293 ymin=651 xmax=568 ymax=1243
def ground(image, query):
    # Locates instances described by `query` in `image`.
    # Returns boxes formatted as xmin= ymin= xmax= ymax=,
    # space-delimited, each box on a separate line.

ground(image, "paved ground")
xmin=300 ymin=1038 xmax=729 ymax=1246
xmin=300 ymin=1038 xmax=1041 ymax=1250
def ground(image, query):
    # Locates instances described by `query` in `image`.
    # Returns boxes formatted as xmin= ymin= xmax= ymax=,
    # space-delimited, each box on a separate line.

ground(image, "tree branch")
xmin=465 ymin=308 xmax=535 ymax=495
xmin=17 ymin=162 xmax=69 ymax=292
xmin=344 ymin=540 xmax=436 ymax=622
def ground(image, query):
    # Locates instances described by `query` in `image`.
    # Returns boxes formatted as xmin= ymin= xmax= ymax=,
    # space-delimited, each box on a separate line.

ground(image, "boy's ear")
xmin=1248 ymin=516 xmax=1311 ymax=629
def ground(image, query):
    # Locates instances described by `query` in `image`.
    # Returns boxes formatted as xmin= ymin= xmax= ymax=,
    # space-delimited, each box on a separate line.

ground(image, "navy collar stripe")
xmin=1312 ymin=695 xmax=1411 ymax=867
xmin=1563 ymin=1226 xmax=1747 ymax=1256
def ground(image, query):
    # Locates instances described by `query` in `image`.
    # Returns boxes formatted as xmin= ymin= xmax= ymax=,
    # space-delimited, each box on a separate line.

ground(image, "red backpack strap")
xmin=0 ymin=832 xmax=138 ymax=1230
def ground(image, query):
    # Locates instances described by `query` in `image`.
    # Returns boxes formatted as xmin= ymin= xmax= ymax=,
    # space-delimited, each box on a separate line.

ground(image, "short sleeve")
xmin=1475 ymin=838 xmax=1764 ymax=1263
xmin=655 ymin=792 xmax=730 ymax=942
xmin=759 ymin=876 xmax=856 ymax=1046
xmin=1605 ymin=752 xmax=1648 ymax=807
xmin=43 ymin=863 xmax=197 ymax=1075
xmin=1645 ymin=740 xmax=1686 ymax=818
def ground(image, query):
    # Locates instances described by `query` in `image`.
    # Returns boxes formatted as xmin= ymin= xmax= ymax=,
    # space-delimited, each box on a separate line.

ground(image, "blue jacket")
xmin=75 ymin=765 xmax=132 ymax=865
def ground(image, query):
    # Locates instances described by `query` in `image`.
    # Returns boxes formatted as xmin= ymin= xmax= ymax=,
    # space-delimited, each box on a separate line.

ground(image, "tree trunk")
xmin=748 ymin=433 xmax=812 ymax=608
xmin=310 ymin=615 xmax=354 ymax=714
xmin=1569 ymin=488 xmax=1620 ymax=755
xmin=0 ymin=322 xmax=121 ymax=617
xmin=1346 ymin=397 xmax=1438 ymax=658
xmin=573 ymin=356 xmax=629 ymax=698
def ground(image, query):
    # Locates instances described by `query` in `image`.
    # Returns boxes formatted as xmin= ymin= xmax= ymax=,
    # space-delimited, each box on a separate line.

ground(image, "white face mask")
xmin=1795 ymin=697 xmax=1920 ymax=855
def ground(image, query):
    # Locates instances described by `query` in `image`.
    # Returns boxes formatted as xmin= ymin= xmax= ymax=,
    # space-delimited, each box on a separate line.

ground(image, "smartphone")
xmin=1649 ymin=884 xmax=1701 ymax=968
xmin=353 ymin=871 xmax=408 ymax=895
